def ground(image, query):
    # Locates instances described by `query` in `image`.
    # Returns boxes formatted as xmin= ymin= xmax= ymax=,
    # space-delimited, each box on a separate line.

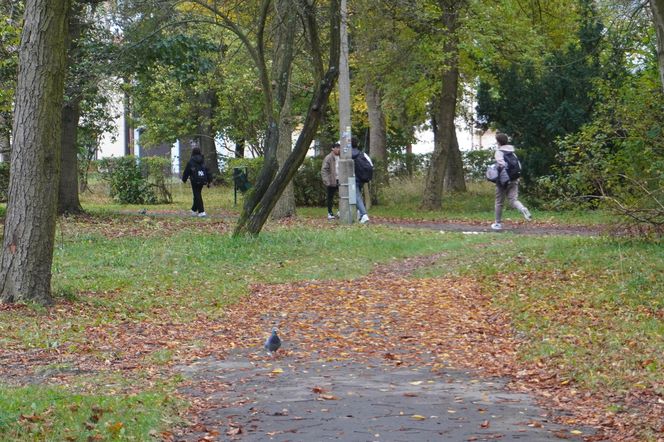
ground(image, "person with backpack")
xmin=321 ymin=142 xmax=340 ymax=220
xmin=491 ymin=132 xmax=531 ymax=231
xmin=182 ymin=143 xmax=210 ymax=217
xmin=351 ymin=137 xmax=373 ymax=224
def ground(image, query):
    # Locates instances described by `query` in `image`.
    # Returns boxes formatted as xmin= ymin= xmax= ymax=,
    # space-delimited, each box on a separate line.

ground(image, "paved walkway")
xmin=176 ymin=350 xmax=590 ymax=441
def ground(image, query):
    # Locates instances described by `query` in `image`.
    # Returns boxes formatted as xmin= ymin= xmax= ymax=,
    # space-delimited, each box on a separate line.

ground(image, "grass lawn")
xmin=0 ymin=179 xmax=661 ymax=440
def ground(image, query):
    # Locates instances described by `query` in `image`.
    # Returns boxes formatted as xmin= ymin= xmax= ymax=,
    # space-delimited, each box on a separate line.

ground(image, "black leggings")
xmin=191 ymin=183 xmax=205 ymax=213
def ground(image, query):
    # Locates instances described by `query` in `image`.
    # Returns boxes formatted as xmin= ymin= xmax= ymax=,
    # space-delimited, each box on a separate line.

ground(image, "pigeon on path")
xmin=264 ymin=328 xmax=281 ymax=355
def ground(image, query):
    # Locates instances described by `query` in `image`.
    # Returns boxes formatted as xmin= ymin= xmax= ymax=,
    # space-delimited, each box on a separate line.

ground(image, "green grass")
xmin=297 ymin=178 xmax=616 ymax=225
xmin=0 ymin=383 xmax=179 ymax=441
xmin=418 ymin=234 xmax=664 ymax=393
xmin=0 ymin=175 xmax=659 ymax=439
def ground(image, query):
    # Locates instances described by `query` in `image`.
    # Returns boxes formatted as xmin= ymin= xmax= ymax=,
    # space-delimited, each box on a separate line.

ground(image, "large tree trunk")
xmin=365 ymin=80 xmax=388 ymax=195
xmin=443 ymin=131 xmax=466 ymax=193
xmin=197 ymin=89 xmax=220 ymax=177
xmin=58 ymin=1 xmax=84 ymax=215
xmin=0 ymin=0 xmax=69 ymax=305
xmin=59 ymin=99 xmax=83 ymax=214
xmin=272 ymin=86 xmax=296 ymax=219
xmin=365 ymin=80 xmax=387 ymax=164
xmin=651 ymin=0 xmax=664 ymax=93
xmin=421 ymin=2 xmax=462 ymax=210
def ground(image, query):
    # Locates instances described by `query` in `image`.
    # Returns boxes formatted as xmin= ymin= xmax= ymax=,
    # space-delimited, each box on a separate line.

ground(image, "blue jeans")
xmin=356 ymin=182 xmax=367 ymax=217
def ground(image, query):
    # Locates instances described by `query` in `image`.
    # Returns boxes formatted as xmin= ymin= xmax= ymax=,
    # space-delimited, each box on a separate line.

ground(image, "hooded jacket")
xmin=182 ymin=153 xmax=209 ymax=185
xmin=495 ymin=144 xmax=516 ymax=186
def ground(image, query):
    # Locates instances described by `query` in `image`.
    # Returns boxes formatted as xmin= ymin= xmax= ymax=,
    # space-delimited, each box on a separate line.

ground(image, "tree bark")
xmin=443 ymin=131 xmax=466 ymax=193
xmin=0 ymin=0 xmax=69 ymax=305
xmin=272 ymin=85 xmax=296 ymax=219
xmin=0 ymin=113 xmax=9 ymax=162
xmin=58 ymin=1 xmax=84 ymax=215
xmin=421 ymin=1 xmax=462 ymax=210
xmin=59 ymin=99 xmax=83 ymax=214
xmin=650 ymin=0 xmax=664 ymax=93
xmin=365 ymin=80 xmax=387 ymax=164
xmin=197 ymin=89 xmax=220 ymax=177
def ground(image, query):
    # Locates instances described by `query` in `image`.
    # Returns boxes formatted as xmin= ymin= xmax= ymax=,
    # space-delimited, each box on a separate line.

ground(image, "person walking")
xmin=182 ymin=143 xmax=210 ymax=217
xmin=321 ymin=142 xmax=340 ymax=220
xmin=351 ymin=137 xmax=373 ymax=224
xmin=491 ymin=132 xmax=531 ymax=230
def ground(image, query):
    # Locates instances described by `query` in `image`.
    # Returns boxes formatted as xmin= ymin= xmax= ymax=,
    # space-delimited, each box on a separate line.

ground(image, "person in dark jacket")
xmin=351 ymin=137 xmax=372 ymax=224
xmin=182 ymin=144 xmax=210 ymax=217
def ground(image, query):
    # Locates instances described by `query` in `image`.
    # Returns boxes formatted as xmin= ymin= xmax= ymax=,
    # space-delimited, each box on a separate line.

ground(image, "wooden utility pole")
xmin=337 ymin=0 xmax=355 ymax=224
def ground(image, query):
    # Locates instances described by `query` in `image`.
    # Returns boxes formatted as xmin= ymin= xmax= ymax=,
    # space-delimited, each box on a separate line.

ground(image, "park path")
xmin=171 ymin=254 xmax=594 ymax=441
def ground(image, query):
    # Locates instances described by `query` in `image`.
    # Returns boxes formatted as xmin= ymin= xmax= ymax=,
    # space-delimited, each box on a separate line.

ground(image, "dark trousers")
xmin=191 ymin=183 xmax=205 ymax=213
xmin=326 ymin=185 xmax=338 ymax=215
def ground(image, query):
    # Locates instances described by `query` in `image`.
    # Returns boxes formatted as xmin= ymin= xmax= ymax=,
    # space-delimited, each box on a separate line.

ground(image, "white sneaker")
xmin=327 ymin=213 xmax=336 ymax=220
xmin=198 ymin=212 xmax=207 ymax=217
xmin=190 ymin=210 xmax=197 ymax=216
xmin=521 ymin=208 xmax=532 ymax=221
xmin=491 ymin=222 xmax=502 ymax=231
xmin=359 ymin=214 xmax=370 ymax=224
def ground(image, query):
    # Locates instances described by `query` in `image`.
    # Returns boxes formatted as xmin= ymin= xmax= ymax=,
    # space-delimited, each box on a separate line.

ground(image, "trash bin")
xmin=233 ymin=167 xmax=251 ymax=204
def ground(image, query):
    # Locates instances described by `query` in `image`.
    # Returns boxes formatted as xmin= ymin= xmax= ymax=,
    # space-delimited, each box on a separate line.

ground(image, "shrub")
xmin=98 ymin=156 xmax=172 ymax=204
xmin=293 ymin=157 xmax=326 ymax=206
xmin=463 ymin=149 xmax=494 ymax=182
xmin=539 ymin=72 xmax=664 ymax=228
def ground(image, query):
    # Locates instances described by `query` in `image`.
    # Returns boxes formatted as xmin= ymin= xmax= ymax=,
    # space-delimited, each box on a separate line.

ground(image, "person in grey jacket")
xmin=321 ymin=142 xmax=340 ymax=219
xmin=492 ymin=133 xmax=531 ymax=230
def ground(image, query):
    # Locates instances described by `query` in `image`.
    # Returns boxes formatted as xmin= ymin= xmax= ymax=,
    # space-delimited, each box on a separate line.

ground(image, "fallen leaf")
xmin=411 ymin=414 xmax=427 ymax=420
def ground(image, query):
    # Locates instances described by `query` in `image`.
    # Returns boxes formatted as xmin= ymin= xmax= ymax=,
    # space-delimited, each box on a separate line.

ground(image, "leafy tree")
xmin=476 ymin=0 xmax=603 ymax=182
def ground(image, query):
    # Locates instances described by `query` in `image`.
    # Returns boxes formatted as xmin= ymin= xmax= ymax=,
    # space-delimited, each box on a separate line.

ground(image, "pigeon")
xmin=264 ymin=328 xmax=282 ymax=355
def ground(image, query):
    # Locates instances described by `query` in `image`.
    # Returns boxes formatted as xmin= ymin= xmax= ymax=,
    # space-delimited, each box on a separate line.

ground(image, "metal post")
xmin=338 ymin=0 xmax=355 ymax=223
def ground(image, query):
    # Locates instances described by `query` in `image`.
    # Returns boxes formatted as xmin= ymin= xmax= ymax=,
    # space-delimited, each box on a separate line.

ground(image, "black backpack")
xmin=190 ymin=163 xmax=208 ymax=185
xmin=354 ymin=152 xmax=374 ymax=183
xmin=503 ymin=152 xmax=521 ymax=180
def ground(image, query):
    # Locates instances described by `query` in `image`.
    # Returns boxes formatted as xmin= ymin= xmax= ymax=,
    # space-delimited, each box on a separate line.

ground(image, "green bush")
xmin=538 ymin=71 xmax=664 ymax=226
xmin=293 ymin=157 xmax=326 ymax=206
xmin=463 ymin=149 xmax=494 ymax=182
xmin=98 ymin=156 xmax=172 ymax=204
xmin=0 ymin=162 xmax=8 ymax=203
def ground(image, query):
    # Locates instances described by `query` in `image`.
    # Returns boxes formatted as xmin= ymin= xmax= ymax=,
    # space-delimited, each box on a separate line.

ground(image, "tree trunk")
xmin=443 ymin=131 xmax=466 ymax=193
xmin=365 ymin=79 xmax=388 ymax=194
xmin=272 ymin=86 xmax=296 ymax=219
xmin=58 ymin=1 xmax=85 ymax=215
xmin=651 ymin=0 xmax=664 ymax=93
xmin=421 ymin=2 xmax=462 ymax=210
xmin=270 ymin=0 xmax=296 ymax=219
xmin=58 ymin=99 xmax=83 ymax=214
xmin=234 ymin=0 xmax=340 ymax=236
xmin=0 ymin=113 xmax=9 ymax=162
xmin=235 ymin=139 xmax=245 ymax=158
xmin=197 ymin=89 xmax=220 ymax=177
xmin=365 ymin=80 xmax=387 ymax=164
xmin=0 ymin=0 xmax=69 ymax=305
